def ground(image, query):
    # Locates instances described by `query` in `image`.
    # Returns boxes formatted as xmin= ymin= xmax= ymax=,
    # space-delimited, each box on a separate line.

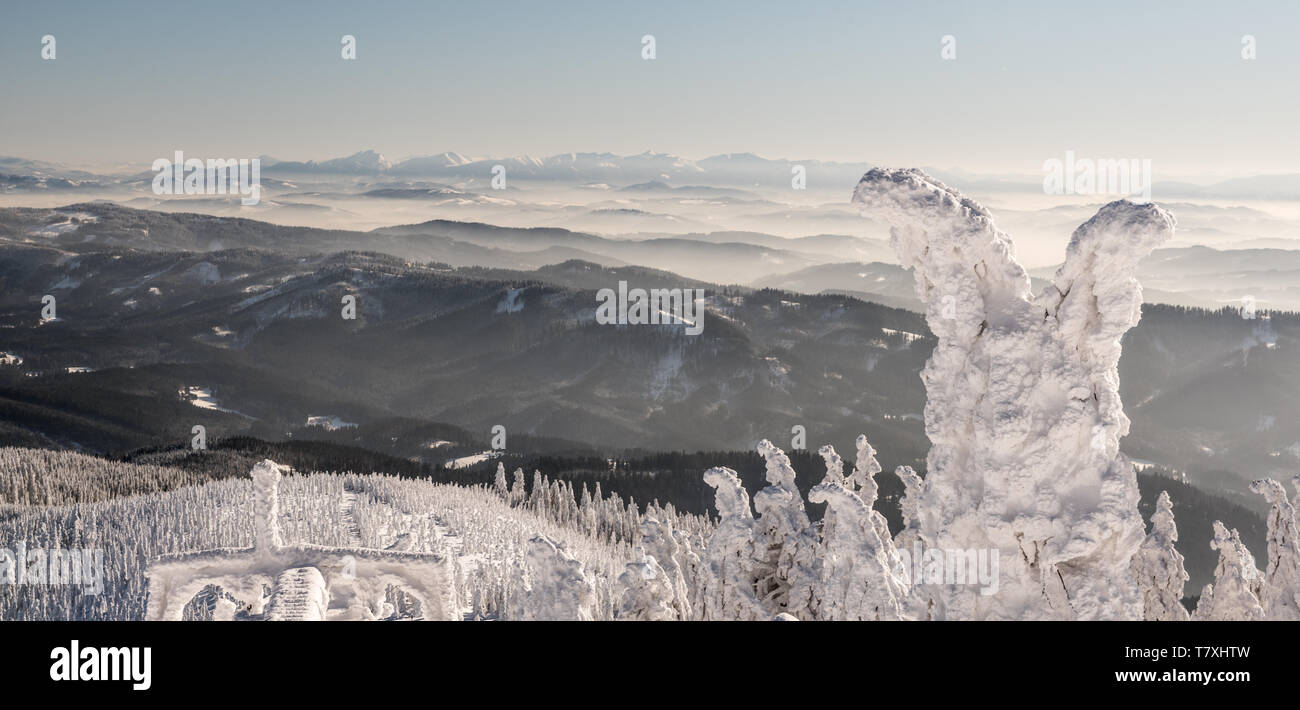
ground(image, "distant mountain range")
xmin=263 ymin=150 xmax=878 ymax=188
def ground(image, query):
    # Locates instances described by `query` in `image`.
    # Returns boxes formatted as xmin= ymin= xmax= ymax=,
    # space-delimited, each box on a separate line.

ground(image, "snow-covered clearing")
xmin=444 ymin=451 xmax=500 ymax=469
xmin=179 ymin=385 xmax=254 ymax=419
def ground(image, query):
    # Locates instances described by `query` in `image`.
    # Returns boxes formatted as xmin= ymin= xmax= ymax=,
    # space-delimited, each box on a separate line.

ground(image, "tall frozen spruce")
xmin=1250 ymin=478 xmax=1300 ymax=620
xmin=1130 ymin=491 xmax=1190 ymax=621
xmin=852 ymin=168 xmax=1174 ymax=620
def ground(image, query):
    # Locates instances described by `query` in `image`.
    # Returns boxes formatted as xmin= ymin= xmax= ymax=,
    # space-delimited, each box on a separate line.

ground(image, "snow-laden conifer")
xmin=1195 ymin=522 xmax=1265 ymax=621
xmin=1250 ymin=478 xmax=1300 ymax=620
xmin=751 ymin=440 xmax=820 ymax=619
xmin=699 ymin=467 xmax=764 ymax=620
xmin=615 ymin=550 xmax=675 ymax=621
xmin=1131 ymin=491 xmax=1190 ymax=621
xmin=807 ymin=478 xmax=906 ymax=620
xmin=510 ymin=534 xmax=595 ymax=621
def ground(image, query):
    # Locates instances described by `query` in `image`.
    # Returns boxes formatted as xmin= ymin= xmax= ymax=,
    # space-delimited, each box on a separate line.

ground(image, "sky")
xmin=1 ymin=0 xmax=1298 ymax=178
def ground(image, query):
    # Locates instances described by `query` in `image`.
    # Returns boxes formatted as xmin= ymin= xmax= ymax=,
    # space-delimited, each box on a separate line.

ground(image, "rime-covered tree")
xmin=615 ymin=550 xmax=675 ymax=621
xmin=892 ymin=465 xmax=926 ymax=554
xmin=808 ymin=478 xmax=906 ymax=620
xmin=493 ymin=463 xmax=509 ymax=500
xmin=816 ymin=444 xmax=846 ymax=547
xmin=1250 ymin=478 xmax=1300 ymax=620
xmin=1195 ymin=522 xmax=1265 ymax=621
xmin=1131 ymin=491 xmax=1190 ymax=621
xmin=639 ymin=517 xmax=692 ymax=619
xmin=509 ymin=468 xmax=526 ymax=507
xmin=891 ymin=464 xmax=935 ymax=619
xmin=751 ymin=440 xmax=820 ymax=619
xmin=699 ymin=467 xmax=764 ymax=621
xmin=849 ymin=435 xmax=898 ymax=567
xmin=510 ymin=534 xmax=595 ymax=621
xmin=853 ymin=168 xmax=1172 ymax=620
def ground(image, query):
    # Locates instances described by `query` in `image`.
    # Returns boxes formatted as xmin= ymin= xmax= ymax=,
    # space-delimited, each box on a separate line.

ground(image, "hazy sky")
xmin=2 ymin=0 xmax=1298 ymax=177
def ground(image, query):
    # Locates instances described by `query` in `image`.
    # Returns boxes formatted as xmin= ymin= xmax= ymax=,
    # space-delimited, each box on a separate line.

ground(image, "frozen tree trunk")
xmin=1251 ymin=478 xmax=1300 ymax=620
xmin=853 ymin=168 xmax=1173 ymax=620
xmin=1195 ymin=522 xmax=1265 ymax=621
xmin=1130 ymin=491 xmax=1190 ymax=621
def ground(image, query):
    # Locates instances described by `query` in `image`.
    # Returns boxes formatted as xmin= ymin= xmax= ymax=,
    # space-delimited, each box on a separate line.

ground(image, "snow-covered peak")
xmin=429 ymin=151 xmax=472 ymax=166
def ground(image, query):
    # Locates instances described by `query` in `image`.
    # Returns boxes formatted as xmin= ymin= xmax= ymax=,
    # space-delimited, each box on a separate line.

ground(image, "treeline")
xmin=428 ymin=448 xmax=908 ymax=530
xmin=1141 ymin=302 xmax=1299 ymax=321
xmin=121 ymin=436 xmax=432 ymax=478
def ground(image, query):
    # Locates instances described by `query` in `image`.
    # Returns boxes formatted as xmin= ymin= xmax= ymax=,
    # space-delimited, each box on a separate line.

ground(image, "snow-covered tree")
xmin=509 ymin=468 xmax=526 ymax=507
xmin=751 ymin=440 xmax=820 ymax=619
xmin=852 ymin=168 xmax=1173 ymax=620
xmin=493 ymin=463 xmax=508 ymax=500
xmin=816 ymin=444 xmax=846 ymax=548
xmin=673 ymin=527 xmax=707 ymax=620
xmin=848 ymin=436 xmax=880 ymax=496
xmin=1195 ymin=522 xmax=1265 ymax=621
xmin=807 ymin=479 xmax=906 ymax=620
xmin=510 ymin=534 xmax=595 ymax=621
xmin=699 ymin=467 xmax=764 ymax=621
xmin=638 ymin=517 xmax=692 ymax=619
xmin=891 ymin=464 xmax=936 ymax=619
xmin=1130 ymin=491 xmax=1190 ymax=621
xmin=1250 ymin=478 xmax=1300 ymax=620
xmin=848 ymin=435 xmax=898 ymax=566
xmin=892 ymin=465 xmax=926 ymax=554
xmin=615 ymin=550 xmax=675 ymax=621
